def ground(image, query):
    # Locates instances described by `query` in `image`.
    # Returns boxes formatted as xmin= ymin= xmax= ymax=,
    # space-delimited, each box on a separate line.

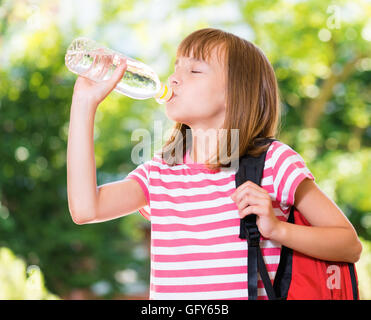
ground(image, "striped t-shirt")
xmin=124 ymin=140 xmax=315 ymax=300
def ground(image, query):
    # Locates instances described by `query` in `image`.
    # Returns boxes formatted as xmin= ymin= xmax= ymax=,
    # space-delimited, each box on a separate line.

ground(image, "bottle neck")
xmin=155 ymin=83 xmax=173 ymax=104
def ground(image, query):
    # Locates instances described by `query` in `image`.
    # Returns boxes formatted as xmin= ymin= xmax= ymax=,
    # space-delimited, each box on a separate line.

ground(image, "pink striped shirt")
xmin=124 ymin=140 xmax=315 ymax=300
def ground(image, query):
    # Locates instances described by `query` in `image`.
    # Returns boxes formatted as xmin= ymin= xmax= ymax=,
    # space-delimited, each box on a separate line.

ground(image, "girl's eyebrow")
xmin=175 ymin=57 xmax=209 ymax=66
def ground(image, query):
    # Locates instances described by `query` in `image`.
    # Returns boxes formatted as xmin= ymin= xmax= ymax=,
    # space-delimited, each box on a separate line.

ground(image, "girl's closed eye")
xmin=191 ymin=70 xmax=202 ymax=73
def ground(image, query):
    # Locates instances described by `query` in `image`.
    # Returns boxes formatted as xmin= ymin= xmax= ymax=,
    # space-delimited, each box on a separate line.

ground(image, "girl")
xmin=67 ymin=28 xmax=362 ymax=300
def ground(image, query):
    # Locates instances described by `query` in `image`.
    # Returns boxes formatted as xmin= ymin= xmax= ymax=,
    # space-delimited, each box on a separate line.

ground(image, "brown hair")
xmin=159 ymin=28 xmax=281 ymax=170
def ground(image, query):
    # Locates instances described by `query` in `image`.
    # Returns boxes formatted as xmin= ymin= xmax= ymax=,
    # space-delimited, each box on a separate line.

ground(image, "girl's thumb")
xmin=110 ymin=58 xmax=127 ymax=86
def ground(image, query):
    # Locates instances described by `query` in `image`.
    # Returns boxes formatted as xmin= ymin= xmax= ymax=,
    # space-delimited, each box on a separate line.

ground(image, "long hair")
xmin=159 ymin=28 xmax=281 ymax=170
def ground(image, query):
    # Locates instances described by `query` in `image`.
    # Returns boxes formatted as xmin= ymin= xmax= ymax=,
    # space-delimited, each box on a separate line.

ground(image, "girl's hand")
xmin=72 ymin=54 xmax=128 ymax=107
xmin=230 ymin=181 xmax=281 ymax=240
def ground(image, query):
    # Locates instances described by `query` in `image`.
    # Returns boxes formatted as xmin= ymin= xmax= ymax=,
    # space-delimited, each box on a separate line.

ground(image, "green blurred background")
xmin=0 ymin=0 xmax=370 ymax=300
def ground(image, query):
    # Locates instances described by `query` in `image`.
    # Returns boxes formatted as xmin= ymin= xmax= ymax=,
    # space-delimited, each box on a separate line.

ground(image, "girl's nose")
xmin=169 ymin=73 xmax=180 ymax=86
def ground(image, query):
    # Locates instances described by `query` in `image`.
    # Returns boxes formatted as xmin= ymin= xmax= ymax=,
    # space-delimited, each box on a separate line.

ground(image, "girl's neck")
xmin=189 ymin=128 xmax=220 ymax=164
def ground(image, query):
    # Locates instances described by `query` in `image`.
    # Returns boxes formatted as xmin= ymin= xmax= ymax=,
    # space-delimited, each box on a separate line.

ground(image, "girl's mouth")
xmin=168 ymin=93 xmax=177 ymax=102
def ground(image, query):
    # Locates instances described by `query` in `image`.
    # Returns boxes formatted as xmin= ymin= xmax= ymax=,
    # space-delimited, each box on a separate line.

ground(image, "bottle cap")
xmin=155 ymin=83 xmax=173 ymax=104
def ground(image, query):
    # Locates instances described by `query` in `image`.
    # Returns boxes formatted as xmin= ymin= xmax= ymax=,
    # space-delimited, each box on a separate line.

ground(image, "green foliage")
xmin=122 ymin=70 xmax=157 ymax=90
xmin=357 ymin=238 xmax=371 ymax=300
xmin=0 ymin=18 xmax=151 ymax=298
xmin=0 ymin=247 xmax=60 ymax=299
xmin=0 ymin=0 xmax=370 ymax=299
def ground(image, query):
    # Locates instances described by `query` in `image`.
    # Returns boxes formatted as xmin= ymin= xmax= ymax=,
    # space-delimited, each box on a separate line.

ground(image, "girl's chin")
xmin=165 ymin=107 xmax=187 ymax=123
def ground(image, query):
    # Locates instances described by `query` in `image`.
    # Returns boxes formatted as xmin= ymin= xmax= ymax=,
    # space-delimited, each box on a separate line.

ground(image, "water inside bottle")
xmin=65 ymin=48 xmax=160 ymax=99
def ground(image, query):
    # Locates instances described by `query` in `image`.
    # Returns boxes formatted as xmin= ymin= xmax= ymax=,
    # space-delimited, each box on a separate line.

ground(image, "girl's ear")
xmin=222 ymin=101 xmax=227 ymax=112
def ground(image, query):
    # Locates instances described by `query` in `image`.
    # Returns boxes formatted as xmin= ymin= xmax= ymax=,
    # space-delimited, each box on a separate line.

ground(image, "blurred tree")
xmin=0 ymin=247 xmax=60 ymax=299
xmin=0 ymin=0 xmax=370 ymax=299
xmin=238 ymin=0 xmax=371 ymax=239
xmin=0 ymin=1 xmax=151 ymax=298
xmin=358 ymin=238 xmax=371 ymax=299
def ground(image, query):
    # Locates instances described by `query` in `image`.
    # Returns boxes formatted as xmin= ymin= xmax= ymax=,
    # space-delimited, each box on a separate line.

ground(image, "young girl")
xmin=67 ymin=28 xmax=362 ymax=300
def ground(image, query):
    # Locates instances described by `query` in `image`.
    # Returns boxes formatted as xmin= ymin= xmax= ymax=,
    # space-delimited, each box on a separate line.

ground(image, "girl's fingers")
xmin=239 ymin=180 xmax=261 ymax=192
xmin=233 ymin=183 xmax=269 ymax=205
xmin=93 ymin=49 xmax=105 ymax=79
xmin=100 ymin=57 xmax=127 ymax=93
xmin=108 ymin=57 xmax=127 ymax=85
xmin=232 ymin=181 xmax=265 ymax=201
xmin=239 ymin=205 xmax=261 ymax=218
xmin=237 ymin=194 xmax=266 ymax=212
xmin=98 ymin=54 xmax=111 ymax=80
xmin=95 ymin=54 xmax=105 ymax=80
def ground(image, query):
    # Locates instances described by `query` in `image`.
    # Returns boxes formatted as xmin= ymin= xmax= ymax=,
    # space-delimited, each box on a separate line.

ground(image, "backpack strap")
xmin=272 ymin=206 xmax=294 ymax=299
xmin=348 ymin=263 xmax=359 ymax=300
xmin=236 ymin=138 xmax=278 ymax=300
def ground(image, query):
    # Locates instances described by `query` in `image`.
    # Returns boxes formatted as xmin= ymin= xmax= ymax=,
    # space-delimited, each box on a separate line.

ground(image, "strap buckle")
xmin=246 ymin=224 xmax=260 ymax=247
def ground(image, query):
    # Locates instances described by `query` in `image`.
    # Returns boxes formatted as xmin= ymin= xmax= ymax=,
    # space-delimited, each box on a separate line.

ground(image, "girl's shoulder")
xmin=265 ymin=140 xmax=307 ymax=167
xmin=265 ymin=140 xmax=315 ymax=208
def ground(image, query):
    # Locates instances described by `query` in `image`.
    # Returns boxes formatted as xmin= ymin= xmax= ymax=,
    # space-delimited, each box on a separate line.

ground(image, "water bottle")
xmin=65 ymin=37 xmax=173 ymax=104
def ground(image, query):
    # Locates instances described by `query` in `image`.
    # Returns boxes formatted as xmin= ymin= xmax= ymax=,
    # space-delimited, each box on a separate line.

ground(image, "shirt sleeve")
xmin=270 ymin=142 xmax=315 ymax=209
xmin=123 ymin=160 xmax=151 ymax=221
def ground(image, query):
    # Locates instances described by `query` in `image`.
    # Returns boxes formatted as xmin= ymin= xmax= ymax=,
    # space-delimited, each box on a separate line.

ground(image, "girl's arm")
xmin=231 ymin=179 xmax=362 ymax=263
xmin=273 ymin=178 xmax=362 ymax=263
xmin=67 ymin=57 xmax=128 ymax=224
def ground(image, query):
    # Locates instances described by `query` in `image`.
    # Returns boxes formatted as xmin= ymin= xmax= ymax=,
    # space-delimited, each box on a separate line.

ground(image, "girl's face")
xmin=166 ymin=47 xmax=227 ymax=130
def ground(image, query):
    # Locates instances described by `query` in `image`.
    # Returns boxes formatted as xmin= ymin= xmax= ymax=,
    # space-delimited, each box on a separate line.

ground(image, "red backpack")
xmin=236 ymin=139 xmax=359 ymax=300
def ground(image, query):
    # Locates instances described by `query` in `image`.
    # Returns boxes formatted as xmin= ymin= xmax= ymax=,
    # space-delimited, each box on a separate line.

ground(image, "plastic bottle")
xmin=65 ymin=37 xmax=173 ymax=104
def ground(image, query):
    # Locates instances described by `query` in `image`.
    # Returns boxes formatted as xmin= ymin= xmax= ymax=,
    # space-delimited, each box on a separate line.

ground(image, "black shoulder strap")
xmin=272 ymin=206 xmax=294 ymax=299
xmin=236 ymin=138 xmax=278 ymax=300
